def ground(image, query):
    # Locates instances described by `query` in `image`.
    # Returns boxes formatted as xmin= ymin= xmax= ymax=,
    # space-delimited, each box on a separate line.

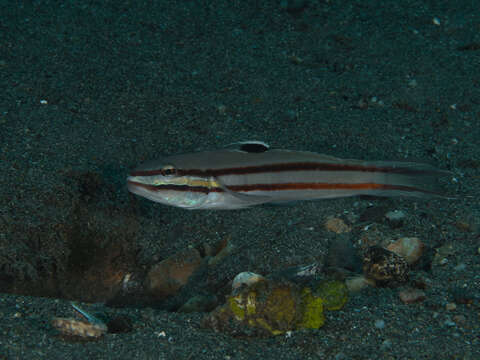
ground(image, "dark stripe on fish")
xmin=130 ymin=161 xmax=437 ymax=178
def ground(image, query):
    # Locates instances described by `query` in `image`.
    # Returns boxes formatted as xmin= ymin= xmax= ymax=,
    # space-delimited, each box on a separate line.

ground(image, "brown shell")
xmin=363 ymin=246 xmax=409 ymax=286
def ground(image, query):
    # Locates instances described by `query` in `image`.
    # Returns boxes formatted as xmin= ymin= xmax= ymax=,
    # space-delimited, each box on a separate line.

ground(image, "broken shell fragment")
xmin=52 ymin=302 xmax=108 ymax=338
xmin=363 ymin=246 xmax=409 ymax=286
xmin=52 ymin=318 xmax=107 ymax=338
xmin=386 ymin=237 xmax=424 ymax=265
xmin=232 ymin=272 xmax=266 ymax=290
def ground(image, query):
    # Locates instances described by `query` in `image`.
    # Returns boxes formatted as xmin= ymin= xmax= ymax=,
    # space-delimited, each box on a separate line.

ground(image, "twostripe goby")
xmin=127 ymin=142 xmax=450 ymax=210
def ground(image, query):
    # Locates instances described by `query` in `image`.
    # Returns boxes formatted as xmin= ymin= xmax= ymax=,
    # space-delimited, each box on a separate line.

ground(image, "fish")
xmin=127 ymin=141 xmax=451 ymax=210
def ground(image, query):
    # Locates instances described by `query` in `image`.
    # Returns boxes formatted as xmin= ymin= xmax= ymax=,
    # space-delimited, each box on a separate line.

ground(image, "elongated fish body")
xmin=127 ymin=142 xmax=449 ymax=210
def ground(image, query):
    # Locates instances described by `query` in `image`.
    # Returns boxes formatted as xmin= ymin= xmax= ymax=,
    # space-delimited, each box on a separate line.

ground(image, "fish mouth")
xmin=126 ymin=178 xmax=164 ymax=204
xmin=127 ymin=178 xmax=139 ymax=194
xmin=126 ymin=178 xmax=152 ymax=194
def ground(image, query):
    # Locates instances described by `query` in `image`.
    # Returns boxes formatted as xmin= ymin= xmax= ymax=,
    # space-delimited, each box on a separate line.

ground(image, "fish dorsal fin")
xmin=224 ymin=140 xmax=270 ymax=153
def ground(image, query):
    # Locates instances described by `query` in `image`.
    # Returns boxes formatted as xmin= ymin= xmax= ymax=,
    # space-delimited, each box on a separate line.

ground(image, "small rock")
xmin=345 ymin=275 xmax=374 ymax=293
xmin=386 ymin=237 xmax=424 ymax=265
xmin=374 ymin=319 xmax=385 ymax=329
xmin=385 ymin=210 xmax=406 ymax=228
xmin=445 ymin=302 xmax=457 ymax=311
xmin=399 ymin=287 xmax=426 ymax=304
xmin=145 ymin=248 xmax=203 ymax=300
xmin=324 ymin=217 xmax=351 ymax=234
xmin=433 ymin=243 xmax=455 ymax=266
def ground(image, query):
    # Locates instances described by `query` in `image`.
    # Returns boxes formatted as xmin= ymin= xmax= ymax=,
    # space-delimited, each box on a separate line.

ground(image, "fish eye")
xmin=160 ymin=165 xmax=176 ymax=176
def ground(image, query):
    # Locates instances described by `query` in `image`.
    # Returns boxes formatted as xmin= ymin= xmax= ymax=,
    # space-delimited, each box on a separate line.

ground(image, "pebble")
xmin=324 ymin=217 xmax=351 ymax=234
xmin=433 ymin=243 xmax=456 ymax=266
xmin=345 ymin=275 xmax=374 ymax=293
xmin=145 ymin=248 xmax=203 ymax=300
xmin=386 ymin=237 xmax=424 ymax=265
xmin=384 ymin=210 xmax=406 ymax=228
xmin=374 ymin=319 xmax=385 ymax=329
xmin=398 ymin=287 xmax=426 ymax=304
xmin=445 ymin=302 xmax=457 ymax=311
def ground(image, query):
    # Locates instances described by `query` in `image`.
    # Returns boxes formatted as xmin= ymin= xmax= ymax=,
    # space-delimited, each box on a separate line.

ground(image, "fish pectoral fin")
xmin=217 ymin=181 xmax=273 ymax=208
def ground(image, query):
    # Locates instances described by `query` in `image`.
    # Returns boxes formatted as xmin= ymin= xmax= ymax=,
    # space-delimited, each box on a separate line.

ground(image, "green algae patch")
xmin=314 ymin=280 xmax=348 ymax=311
xmin=224 ymin=281 xmax=299 ymax=335
xmin=296 ymin=280 xmax=347 ymax=329
xmin=205 ymin=278 xmax=349 ymax=336
xmin=297 ymin=287 xmax=325 ymax=329
xmin=228 ymin=289 xmax=258 ymax=321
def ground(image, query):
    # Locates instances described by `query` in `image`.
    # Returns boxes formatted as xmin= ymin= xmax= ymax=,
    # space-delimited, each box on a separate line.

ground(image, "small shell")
xmin=363 ymin=246 xmax=409 ymax=286
xmin=52 ymin=318 xmax=107 ymax=338
xmin=232 ymin=272 xmax=265 ymax=290
xmin=386 ymin=237 xmax=424 ymax=264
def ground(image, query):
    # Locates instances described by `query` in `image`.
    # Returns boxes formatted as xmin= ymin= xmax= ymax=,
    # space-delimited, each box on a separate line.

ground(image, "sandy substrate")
xmin=1 ymin=1 xmax=479 ymax=359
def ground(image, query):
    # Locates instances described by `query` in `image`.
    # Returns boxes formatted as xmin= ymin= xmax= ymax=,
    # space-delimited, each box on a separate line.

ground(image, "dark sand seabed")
xmin=0 ymin=0 xmax=479 ymax=359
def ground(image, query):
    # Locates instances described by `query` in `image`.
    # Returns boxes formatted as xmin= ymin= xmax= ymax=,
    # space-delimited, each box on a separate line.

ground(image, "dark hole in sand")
xmin=0 ymin=171 xmax=142 ymax=305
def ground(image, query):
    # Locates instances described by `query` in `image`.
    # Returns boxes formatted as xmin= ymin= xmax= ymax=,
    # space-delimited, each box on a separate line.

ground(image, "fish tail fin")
xmin=358 ymin=160 xmax=453 ymax=199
